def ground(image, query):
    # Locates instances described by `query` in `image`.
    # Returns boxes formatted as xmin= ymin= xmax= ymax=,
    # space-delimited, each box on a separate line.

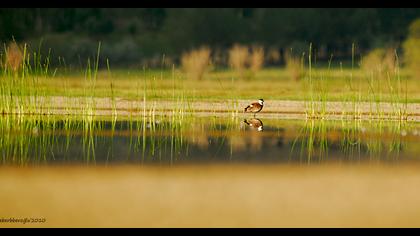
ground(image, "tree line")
xmin=1 ymin=8 xmax=419 ymax=67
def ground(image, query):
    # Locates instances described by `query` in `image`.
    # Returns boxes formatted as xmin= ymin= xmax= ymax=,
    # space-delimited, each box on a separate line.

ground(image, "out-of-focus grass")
xmin=2 ymin=164 xmax=420 ymax=227
xmin=403 ymin=18 xmax=420 ymax=79
xmin=181 ymin=47 xmax=211 ymax=80
xmin=17 ymin=67 xmax=419 ymax=102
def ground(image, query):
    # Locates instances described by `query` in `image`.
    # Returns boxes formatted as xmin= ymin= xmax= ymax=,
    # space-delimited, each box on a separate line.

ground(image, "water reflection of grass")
xmin=289 ymin=119 xmax=415 ymax=163
xmin=1 ymin=114 xmax=419 ymax=165
xmin=290 ymin=119 xmax=329 ymax=163
xmin=340 ymin=119 xmax=362 ymax=161
xmin=0 ymin=113 xmax=237 ymax=165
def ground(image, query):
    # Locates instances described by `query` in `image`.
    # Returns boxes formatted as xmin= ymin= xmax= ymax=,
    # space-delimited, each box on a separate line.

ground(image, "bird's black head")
xmin=258 ymin=98 xmax=264 ymax=104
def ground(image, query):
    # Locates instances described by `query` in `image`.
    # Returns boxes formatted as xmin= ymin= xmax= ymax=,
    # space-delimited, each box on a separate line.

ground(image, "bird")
xmin=244 ymin=99 xmax=264 ymax=116
xmin=243 ymin=118 xmax=263 ymax=131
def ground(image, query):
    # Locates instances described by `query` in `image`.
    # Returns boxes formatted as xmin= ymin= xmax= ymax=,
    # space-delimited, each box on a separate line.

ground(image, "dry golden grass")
xmin=228 ymin=44 xmax=249 ymax=78
xmin=249 ymin=46 xmax=264 ymax=75
xmin=228 ymin=44 xmax=265 ymax=79
xmin=4 ymin=42 xmax=23 ymax=73
xmin=404 ymin=39 xmax=420 ymax=79
xmin=361 ymin=48 xmax=396 ymax=78
xmin=3 ymin=164 xmax=420 ymax=227
xmin=403 ymin=18 xmax=420 ymax=79
xmin=267 ymin=48 xmax=281 ymax=64
xmin=181 ymin=47 xmax=211 ymax=80
xmin=285 ymin=51 xmax=305 ymax=81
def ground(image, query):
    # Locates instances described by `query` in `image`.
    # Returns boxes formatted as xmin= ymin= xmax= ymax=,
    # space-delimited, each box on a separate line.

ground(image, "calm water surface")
xmin=1 ymin=115 xmax=419 ymax=165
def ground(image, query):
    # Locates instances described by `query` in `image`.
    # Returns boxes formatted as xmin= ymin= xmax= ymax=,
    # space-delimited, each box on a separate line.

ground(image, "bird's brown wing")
xmin=251 ymin=103 xmax=262 ymax=112
xmin=254 ymin=102 xmax=263 ymax=112
xmin=245 ymin=102 xmax=263 ymax=112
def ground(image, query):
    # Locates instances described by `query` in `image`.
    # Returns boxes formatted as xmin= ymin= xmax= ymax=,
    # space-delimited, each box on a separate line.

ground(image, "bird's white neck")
xmin=258 ymin=100 xmax=264 ymax=105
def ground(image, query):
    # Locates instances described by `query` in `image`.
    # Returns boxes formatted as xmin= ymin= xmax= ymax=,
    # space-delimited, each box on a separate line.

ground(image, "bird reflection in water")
xmin=243 ymin=118 xmax=264 ymax=132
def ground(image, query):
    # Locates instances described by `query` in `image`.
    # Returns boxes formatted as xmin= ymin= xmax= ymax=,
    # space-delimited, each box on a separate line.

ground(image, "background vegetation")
xmin=1 ymin=8 xmax=420 ymax=68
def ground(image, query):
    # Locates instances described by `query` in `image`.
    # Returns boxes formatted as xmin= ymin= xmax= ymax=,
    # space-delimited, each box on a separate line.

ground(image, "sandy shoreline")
xmin=2 ymin=96 xmax=420 ymax=121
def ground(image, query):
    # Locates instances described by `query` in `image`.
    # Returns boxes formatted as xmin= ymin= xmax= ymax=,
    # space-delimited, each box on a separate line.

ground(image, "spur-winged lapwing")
xmin=244 ymin=99 xmax=264 ymax=116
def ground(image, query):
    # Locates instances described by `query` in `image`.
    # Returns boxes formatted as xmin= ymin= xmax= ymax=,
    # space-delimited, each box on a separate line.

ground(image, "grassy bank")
xmin=4 ymin=67 xmax=416 ymax=102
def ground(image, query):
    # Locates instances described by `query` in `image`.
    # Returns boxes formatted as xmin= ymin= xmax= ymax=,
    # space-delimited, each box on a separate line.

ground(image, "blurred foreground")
xmin=2 ymin=164 xmax=420 ymax=227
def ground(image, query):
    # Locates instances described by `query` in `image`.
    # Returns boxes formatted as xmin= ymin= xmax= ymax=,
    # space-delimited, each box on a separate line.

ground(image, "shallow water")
xmin=1 ymin=115 xmax=419 ymax=165
xmin=3 ymin=115 xmax=420 ymax=227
